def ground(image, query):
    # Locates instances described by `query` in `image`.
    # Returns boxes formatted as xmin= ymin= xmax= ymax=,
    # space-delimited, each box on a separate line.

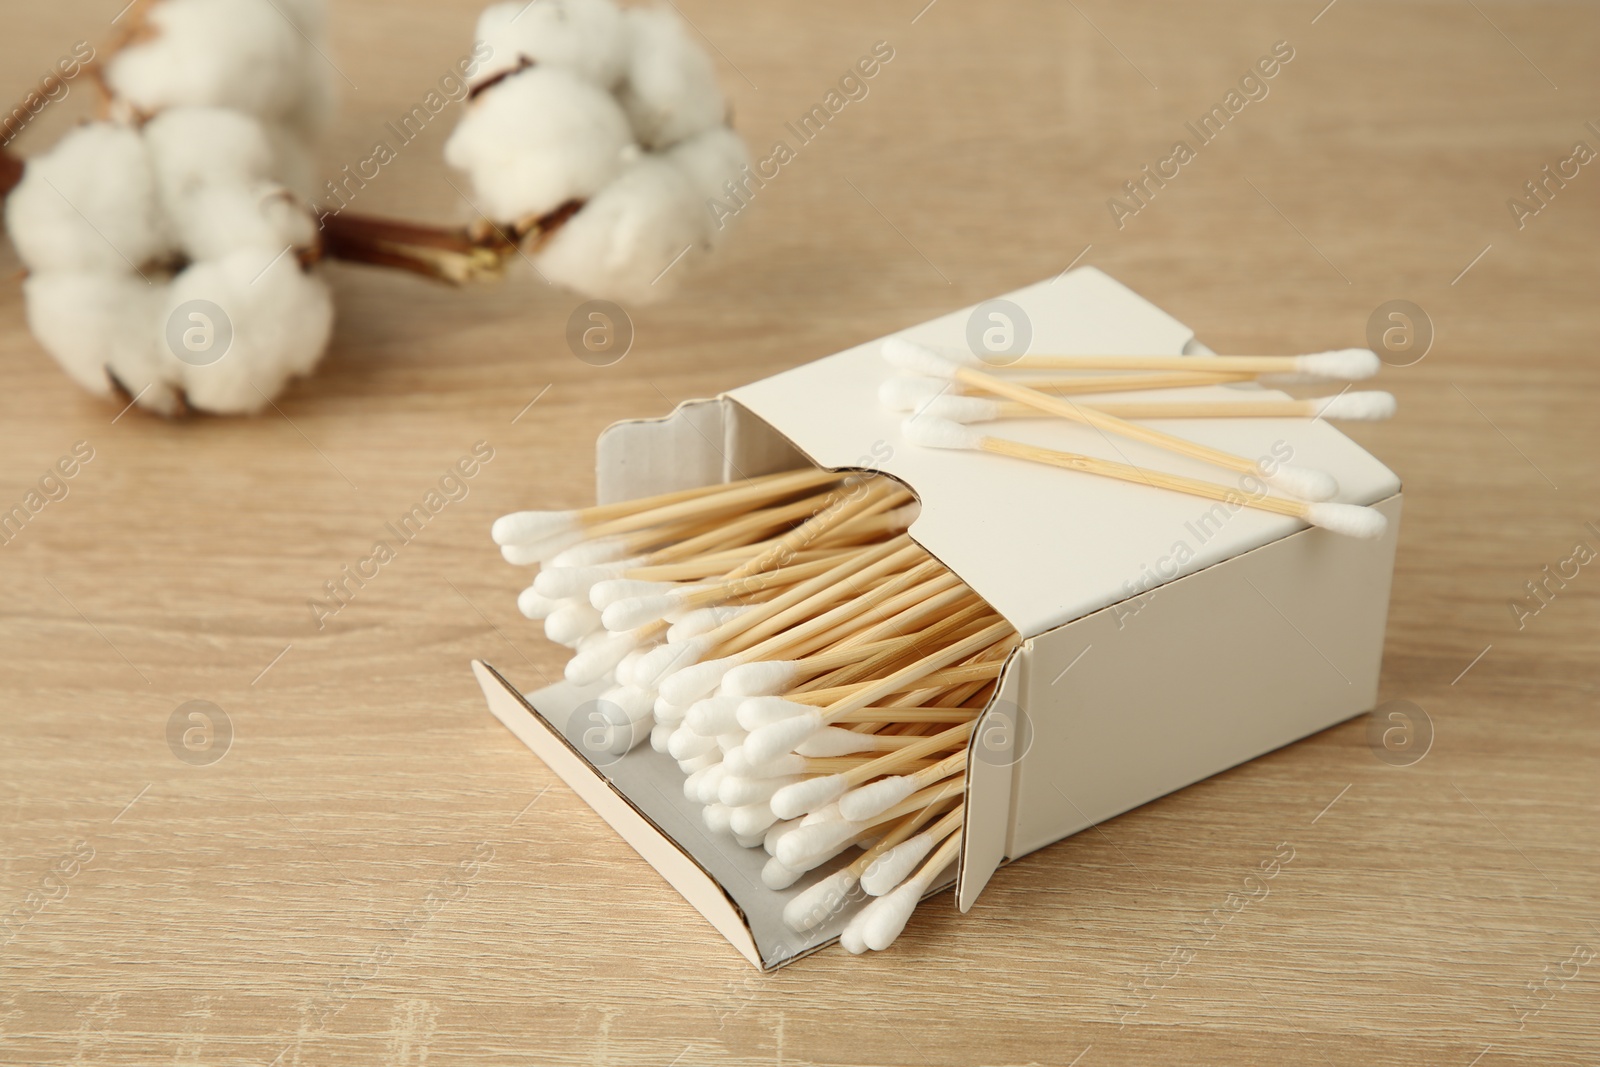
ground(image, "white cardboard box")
xmin=474 ymin=267 xmax=1402 ymax=970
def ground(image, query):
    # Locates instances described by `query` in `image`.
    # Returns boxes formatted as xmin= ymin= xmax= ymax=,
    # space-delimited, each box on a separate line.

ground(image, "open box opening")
xmin=475 ymin=267 xmax=1402 ymax=969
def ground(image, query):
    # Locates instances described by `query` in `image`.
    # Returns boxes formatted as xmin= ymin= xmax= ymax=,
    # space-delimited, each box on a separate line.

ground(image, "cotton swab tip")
xmin=881 ymin=337 xmax=966 ymax=378
xmin=860 ymin=882 xmax=924 ymax=951
xmin=860 ymin=832 xmax=939 ymax=896
xmin=702 ymin=803 xmax=733 ymax=835
xmin=769 ymin=774 xmax=849 ymax=820
xmin=564 ymin=633 xmax=637 ymax=686
xmin=744 ymin=712 xmax=825 ymax=765
xmin=1304 ymin=502 xmax=1389 ymax=540
xmin=921 ymin=395 xmax=1005 ymax=424
xmin=720 ymin=773 xmax=803 ymax=807
xmin=1263 ymin=464 xmax=1340 ymax=502
xmin=545 ymin=601 xmax=602 ymax=646
xmin=547 ymin=537 xmax=629 ymax=568
xmin=491 ymin=510 xmax=579 ymax=546
xmin=878 ymin=375 xmax=949 ymax=412
xmin=840 ymin=911 xmax=870 ymax=954
xmin=783 ymin=869 xmax=856 ymax=932
xmin=633 ymin=637 xmax=711 ymax=687
xmin=837 ymin=775 xmax=920 ymax=822
xmin=795 ymin=727 xmax=884 ymax=757
xmin=686 ymin=694 xmax=743 ymax=736
xmin=667 ymin=725 xmax=717 ymax=761
xmin=724 ymin=747 xmax=806 ymax=779
xmin=762 ymin=856 xmax=804 ymax=890
xmin=516 ymin=587 xmax=561 ymax=620
xmin=720 ymin=660 xmax=798 ymax=698
xmin=1294 ymin=348 xmax=1382 ymax=380
xmin=775 ymin=819 xmax=858 ymax=869
xmin=901 ymin=415 xmax=985 ymax=451
xmin=659 ymin=657 xmax=737 ymax=706
xmin=1316 ymin=390 xmax=1397 ymax=421
xmin=729 ymin=802 xmax=781 ymax=837
xmin=736 ymin=697 xmax=814 ymax=731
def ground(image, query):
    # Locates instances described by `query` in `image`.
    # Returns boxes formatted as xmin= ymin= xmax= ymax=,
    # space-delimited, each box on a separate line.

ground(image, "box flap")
xmin=956 ymin=645 xmax=1026 ymax=912
xmin=726 ymin=267 xmax=1402 ymax=639
xmin=475 ymin=661 xmax=960 ymax=969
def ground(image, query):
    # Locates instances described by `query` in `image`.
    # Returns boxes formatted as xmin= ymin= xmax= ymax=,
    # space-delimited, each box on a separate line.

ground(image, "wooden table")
xmin=3 ymin=1 xmax=1598 ymax=1063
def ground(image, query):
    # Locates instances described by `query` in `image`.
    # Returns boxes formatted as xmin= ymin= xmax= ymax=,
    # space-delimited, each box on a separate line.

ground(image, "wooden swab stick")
xmin=901 ymin=416 xmax=1389 ymax=541
xmin=768 ymin=722 xmax=974 ymax=819
xmin=724 ymin=479 xmax=910 ymax=581
xmin=493 ymin=467 xmax=844 ymax=545
xmin=880 ymin=372 xmax=1257 ymax=410
xmin=784 ymin=648 xmax=1015 ymax=708
xmin=917 ymin=392 xmax=1398 ymax=424
xmin=886 ymin=341 xmax=1341 ymax=501
xmin=646 ymin=490 xmax=855 ymax=564
xmin=631 ymin=541 xmax=926 ymax=688
xmin=723 ymin=550 xmax=940 ymax=659
xmin=942 ymin=349 xmax=1381 ymax=378
xmin=741 ymin=622 xmax=1017 ymax=763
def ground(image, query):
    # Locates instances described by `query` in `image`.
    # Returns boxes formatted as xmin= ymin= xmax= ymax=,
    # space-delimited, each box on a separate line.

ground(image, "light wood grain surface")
xmin=3 ymin=1 xmax=1599 ymax=1064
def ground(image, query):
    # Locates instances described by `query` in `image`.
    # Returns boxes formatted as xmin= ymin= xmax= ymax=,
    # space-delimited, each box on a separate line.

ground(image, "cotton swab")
xmin=885 ymin=339 xmax=1341 ymax=502
xmin=847 ymin=831 xmax=963 ymax=952
xmin=908 ymin=346 xmax=1382 ymax=379
xmin=859 ymin=805 xmax=964 ymax=896
xmin=491 ymin=467 xmax=844 ymax=548
xmin=902 ymin=390 xmax=1398 ymax=424
xmin=901 ymin=415 xmax=1387 ymax=540
xmin=782 ymin=800 xmax=958 ymax=932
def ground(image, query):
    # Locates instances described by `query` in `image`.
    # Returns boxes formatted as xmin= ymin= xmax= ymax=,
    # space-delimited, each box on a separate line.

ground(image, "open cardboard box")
xmin=474 ymin=267 xmax=1402 ymax=969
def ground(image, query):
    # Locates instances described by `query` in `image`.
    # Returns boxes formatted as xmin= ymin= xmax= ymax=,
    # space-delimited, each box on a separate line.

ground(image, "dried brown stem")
xmin=0 ymin=149 xmax=22 ymax=202
xmin=325 ymin=201 xmax=583 ymax=286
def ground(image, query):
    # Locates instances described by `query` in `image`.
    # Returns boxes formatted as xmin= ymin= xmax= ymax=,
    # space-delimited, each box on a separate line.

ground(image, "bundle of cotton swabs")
xmin=493 ymin=468 xmax=1013 ymax=953
xmin=883 ymin=338 xmax=1396 ymax=538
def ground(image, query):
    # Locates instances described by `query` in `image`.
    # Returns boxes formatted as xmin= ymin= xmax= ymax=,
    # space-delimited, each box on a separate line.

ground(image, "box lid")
xmin=726 ymin=267 xmax=1401 ymax=638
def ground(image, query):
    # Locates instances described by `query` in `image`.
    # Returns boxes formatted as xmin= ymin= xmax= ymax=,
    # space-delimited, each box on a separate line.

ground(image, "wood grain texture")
xmin=3 ymin=1 xmax=1599 ymax=1064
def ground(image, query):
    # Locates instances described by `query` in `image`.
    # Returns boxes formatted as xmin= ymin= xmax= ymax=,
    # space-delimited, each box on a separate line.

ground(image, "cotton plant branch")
xmin=1 ymin=0 xmax=751 ymax=416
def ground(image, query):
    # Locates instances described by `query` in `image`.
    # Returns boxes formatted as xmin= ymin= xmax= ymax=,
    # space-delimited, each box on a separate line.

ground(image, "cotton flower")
xmin=2 ymin=0 xmax=336 ymax=416
xmin=102 ymin=0 xmax=335 ymax=197
xmin=446 ymin=0 xmax=748 ymax=303
xmin=7 ymin=109 xmax=332 ymax=416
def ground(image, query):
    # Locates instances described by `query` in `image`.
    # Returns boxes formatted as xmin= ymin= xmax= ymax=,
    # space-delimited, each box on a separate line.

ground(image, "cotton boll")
xmin=161 ymin=246 xmax=334 ymax=414
xmin=142 ymin=106 xmax=277 ymax=194
xmin=617 ymin=5 xmax=725 ymax=151
xmin=533 ymin=154 xmax=706 ymax=304
xmin=21 ymin=272 xmax=180 ymax=413
xmin=105 ymin=0 xmax=327 ymax=131
xmin=472 ymin=0 xmax=629 ymax=89
xmin=444 ymin=66 xmax=634 ymax=223
xmin=6 ymin=122 xmax=171 ymax=274
xmin=665 ymin=126 xmax=748 ymax=248
xmin=171 ymin=183 xmax=317 ymax=262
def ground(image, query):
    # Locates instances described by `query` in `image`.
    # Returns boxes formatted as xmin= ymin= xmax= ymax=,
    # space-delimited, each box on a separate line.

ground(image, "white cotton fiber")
xmin=445 ymin=66 xmax=635 ymax=222
xmin=161 ymin=245 xmax=335 ymax=414
xmin=616 ymin=5 xmax=725 ymax=150
xmin=534 ymin=154 xmax=707 ymax=304
xmin=172 ymin=183 xmax=317 ymax=263
xmin=472 ymin=0 xmax=629 ymax=89
xmin=21 ymin=272 xmax=175 ymax=412
xmin=143 ymin=106 xmax=278 ymax=195
xmin=665 ymin=127 xmax=748 ymax=247
xmin=6 ymin=122 xmax=171 ymax=274
xmin=105 ymin=0 xmax=330 ymax=134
